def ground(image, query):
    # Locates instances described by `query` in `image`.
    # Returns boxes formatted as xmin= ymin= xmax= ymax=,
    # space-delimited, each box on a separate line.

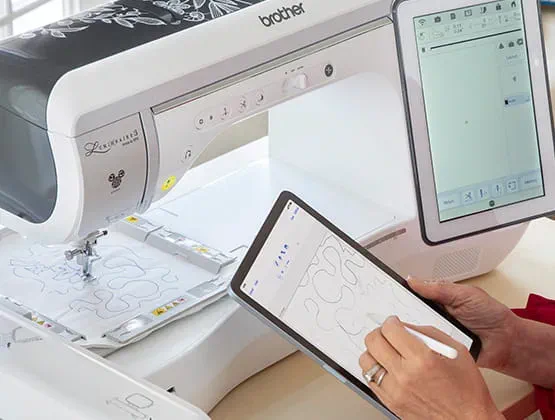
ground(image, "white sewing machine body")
xmin=0 ymin=0 xmax=550 ymax=415
xmin=0 ymin=0 xmax=527 ymax=277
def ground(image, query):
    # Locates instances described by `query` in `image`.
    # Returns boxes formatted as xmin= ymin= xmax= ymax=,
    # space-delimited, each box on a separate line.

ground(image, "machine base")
xmin=368 ymin=219 xmax=529 ymax=283
xmin=107 ymin=296 xmax=296 ymax=413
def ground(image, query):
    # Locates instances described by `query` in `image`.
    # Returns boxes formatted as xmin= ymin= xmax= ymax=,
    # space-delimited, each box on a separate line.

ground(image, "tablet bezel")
xmin=229 ymin=190 xmax=482 ymax=417
xmin=393 ymin=0 xmax=555 ymax=245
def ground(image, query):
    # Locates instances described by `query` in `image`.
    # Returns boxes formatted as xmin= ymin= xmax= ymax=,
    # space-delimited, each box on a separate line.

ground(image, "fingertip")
xmin=364 ymin=329 xmax=378 ymax=348
xmin=407 ymin=276 xmax=426 ymax=286
xmin=359 ymin=351 xmax=375 ymax=371
xmin=407 ymin=279 xmax=427 ymax=294
xmin=407 ymin=275 xmax=424 ymax=286
xmin=358 ymin=352 xmax=366 ymax=366
xmin=407 ymin=278 xmax=446 ymax=295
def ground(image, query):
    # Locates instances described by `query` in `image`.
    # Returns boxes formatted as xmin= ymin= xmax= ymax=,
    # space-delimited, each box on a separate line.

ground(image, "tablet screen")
xmin=413 ymin=0 xmax=544 ymax=222
xmin=237 ymin=197 xmax=475 ymax=385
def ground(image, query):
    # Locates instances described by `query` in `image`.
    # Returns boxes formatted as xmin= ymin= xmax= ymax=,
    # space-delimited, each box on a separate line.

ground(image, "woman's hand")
xmin=359 ymin=316 xmax=503 ymax=420
xmin=408 ymin=277 xmax=517 ymax=371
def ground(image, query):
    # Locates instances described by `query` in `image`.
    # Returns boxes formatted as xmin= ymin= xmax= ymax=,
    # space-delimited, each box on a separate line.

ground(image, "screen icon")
xmin=498 ymin=42 xmax=505 ymax=49
xmin=511 ymin=1 xmax=517 ymax=7
xmin=517 ymin=38 xmax=524 ymax=45
xmin=418 ymin=18 xmax=426 ymax=26
xmin=496 ymin=3 xmax=502 ymax=11
xmin=462 ymin=190 xmax=475 ymax=204
xmin=480 ymin=6 xmax=487 ymax=14
xmin=507 ymin=179 xmax=518 ymax=193
xmin=492 ymin=183 xmax=504 ymax=197
xmin=508 ymin=41 xmax=515 ymax=48
xmin=434 ymin=16 xmax=441 ymax=23
xmin=464 ymin=9 xmax=472 ymax=17
xmin=477 ymin=187 xmax=489 ymax=200
xmin=450 ymin=12 xmax=456 ymax=20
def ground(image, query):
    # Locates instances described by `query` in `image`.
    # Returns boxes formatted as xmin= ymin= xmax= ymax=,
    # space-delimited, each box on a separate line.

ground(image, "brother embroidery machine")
xmin=0 ymin=0 xmax=554 ymax=415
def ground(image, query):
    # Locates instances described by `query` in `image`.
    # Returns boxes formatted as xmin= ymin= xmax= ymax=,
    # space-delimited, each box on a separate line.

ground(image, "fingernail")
xmin=385 ymin=315 xmax=399 ymax=324
xmin=427 ymin=279 xmax=449 ymax=285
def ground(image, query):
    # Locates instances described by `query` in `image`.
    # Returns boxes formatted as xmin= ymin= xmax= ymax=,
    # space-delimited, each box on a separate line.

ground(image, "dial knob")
xmin=283 ymin=73 xmax=309 ymax=93
xmin=292 ymin=73 xmax=308 ymax=89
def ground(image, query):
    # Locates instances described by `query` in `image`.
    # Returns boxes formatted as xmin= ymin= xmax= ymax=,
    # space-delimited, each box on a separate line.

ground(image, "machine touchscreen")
xmin=395 ymin=0 xmax=555 ymax=244
xmin=414 ymin=0 xmax=543 ymax=222
xmin=229 ymin=191 xmax=481 ymax=416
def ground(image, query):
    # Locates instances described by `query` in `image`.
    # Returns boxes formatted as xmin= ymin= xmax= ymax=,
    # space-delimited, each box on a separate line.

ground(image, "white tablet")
xmin=229 ymin=191 xmax=481 ymax=418
xmin=393 ymin=0 xmax=555 ymax=244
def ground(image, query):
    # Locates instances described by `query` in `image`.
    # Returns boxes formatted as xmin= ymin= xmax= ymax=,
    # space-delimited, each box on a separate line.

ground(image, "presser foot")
xmin=79 ymin=264 xmax=99 ymax=282
xmin=65 ymin=230 xmax=108 ymax=282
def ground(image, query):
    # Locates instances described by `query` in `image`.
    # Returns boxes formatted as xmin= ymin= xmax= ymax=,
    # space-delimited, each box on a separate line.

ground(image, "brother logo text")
xmin=259 ymin=3 xmax=305 ymax=27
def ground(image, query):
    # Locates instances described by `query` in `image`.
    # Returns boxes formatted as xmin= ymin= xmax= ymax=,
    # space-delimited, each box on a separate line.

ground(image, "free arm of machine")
xmin=0 ymin=0 xmax=554 ymax=418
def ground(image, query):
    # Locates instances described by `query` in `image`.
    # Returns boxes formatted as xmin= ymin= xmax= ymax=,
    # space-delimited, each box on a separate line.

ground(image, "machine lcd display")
xmin=413 ymin=0 xmax=544 ymax=222
xmin=230 ymin=192 xmax=481 ymax=414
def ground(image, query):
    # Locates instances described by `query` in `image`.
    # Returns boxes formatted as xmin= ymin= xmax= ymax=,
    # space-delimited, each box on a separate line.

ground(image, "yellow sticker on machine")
xmin=152 ymin=307 xmax=168 ymax=317
xmin=162 ymin=176 xmax=177 ymax=191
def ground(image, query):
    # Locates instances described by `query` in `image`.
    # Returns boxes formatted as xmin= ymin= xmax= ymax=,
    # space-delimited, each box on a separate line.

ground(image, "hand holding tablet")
xmin=229 ymin=191 xmax=481 ymax=418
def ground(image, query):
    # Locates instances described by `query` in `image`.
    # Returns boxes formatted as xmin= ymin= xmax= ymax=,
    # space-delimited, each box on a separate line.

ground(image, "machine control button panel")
xmin=220 ymin=104 xmax=231 ymax=120
xmin=194 ymin=62 xmax=335 ymax=131
xmin=195 ymin=115 xmax=207 ymax=130
xmin=195 ymin=111 xmax=216 ymax=129
xmin=255 ymin=90 xmax=266 ymax=106
xmin=237 ymin=96 xmax=248 ymax=113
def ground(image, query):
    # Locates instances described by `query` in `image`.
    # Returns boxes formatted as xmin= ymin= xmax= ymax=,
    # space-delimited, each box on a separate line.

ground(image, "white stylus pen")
xmin=404 ymin=326 xmax=458 ymax=359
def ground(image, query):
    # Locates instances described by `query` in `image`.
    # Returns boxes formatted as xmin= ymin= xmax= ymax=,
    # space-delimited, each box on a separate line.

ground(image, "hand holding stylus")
xmin=365 ymin=312 xmax=458 ymax=359
xmin=359 ymin=316 xmax=503 ymax=420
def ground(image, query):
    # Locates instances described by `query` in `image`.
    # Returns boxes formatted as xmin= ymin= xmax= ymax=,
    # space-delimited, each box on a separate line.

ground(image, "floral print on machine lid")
xmin=19 ymin=0 xmax=255 ymax=39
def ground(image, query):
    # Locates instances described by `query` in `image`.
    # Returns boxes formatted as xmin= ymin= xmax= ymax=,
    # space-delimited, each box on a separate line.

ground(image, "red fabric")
xmin=512 ymin=294 xmax=555 ymax=419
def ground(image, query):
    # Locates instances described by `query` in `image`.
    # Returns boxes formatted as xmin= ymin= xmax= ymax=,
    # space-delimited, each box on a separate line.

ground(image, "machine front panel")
xmin=75 ymin=114 xmax=148 ymax=236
